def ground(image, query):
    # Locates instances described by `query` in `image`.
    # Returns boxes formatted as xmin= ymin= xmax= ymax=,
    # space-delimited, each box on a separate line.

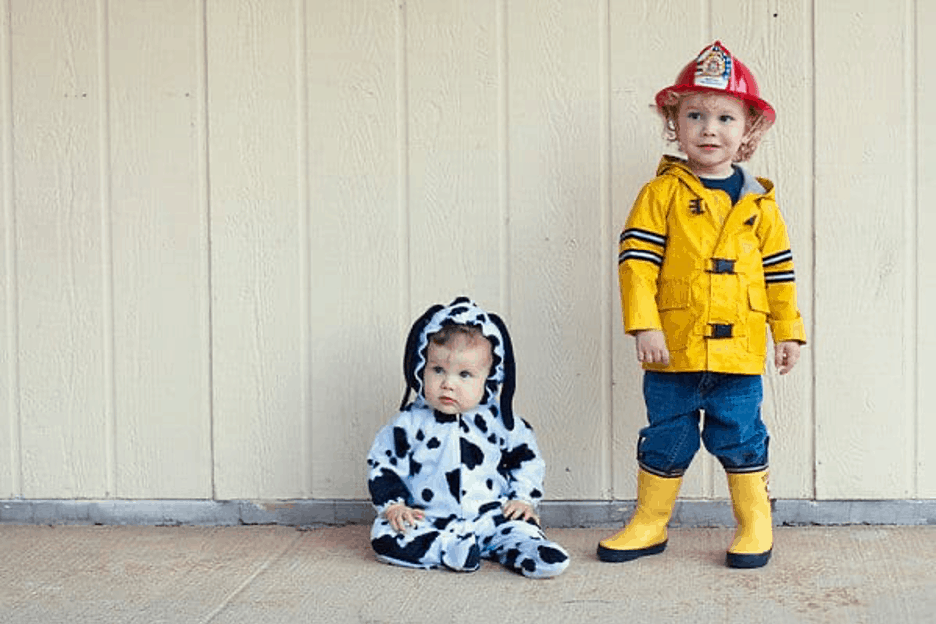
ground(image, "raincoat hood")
xmin=657 ymin=155 xmax=771 ymax=198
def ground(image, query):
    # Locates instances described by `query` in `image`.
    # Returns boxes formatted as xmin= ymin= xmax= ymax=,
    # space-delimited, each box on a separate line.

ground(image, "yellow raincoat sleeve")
xmin=756 ymin=197 xmax=807 ymax=344
xmin=617 ymin=181 xmax=668 ymax=335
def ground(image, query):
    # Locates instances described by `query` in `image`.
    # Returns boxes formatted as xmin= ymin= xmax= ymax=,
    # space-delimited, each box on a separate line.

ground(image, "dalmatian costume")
xmin=367 ymin=297 xmax=570 ymax=578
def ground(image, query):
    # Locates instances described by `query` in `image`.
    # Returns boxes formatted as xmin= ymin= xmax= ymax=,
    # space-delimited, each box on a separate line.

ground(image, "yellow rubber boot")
xmin=597 ymin=470 xmax=682 ymax=562
xmin=726 ymin=470 xmax=773 ymax=568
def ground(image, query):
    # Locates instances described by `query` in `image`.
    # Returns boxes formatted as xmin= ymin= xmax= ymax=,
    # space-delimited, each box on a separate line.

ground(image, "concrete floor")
xmin=1 ymin=524 xmax=934 ymax=623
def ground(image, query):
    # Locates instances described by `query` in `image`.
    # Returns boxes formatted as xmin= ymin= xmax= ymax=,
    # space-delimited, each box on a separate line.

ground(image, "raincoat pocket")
xmin=746 ymin=285 xmax=770 ymax=355
xmin=657 ymin=280 xmax=693 ymax=352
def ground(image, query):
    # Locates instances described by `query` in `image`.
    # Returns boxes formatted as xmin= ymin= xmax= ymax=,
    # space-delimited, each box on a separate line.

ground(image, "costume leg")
xmin=478 ymin=514 xmax=569 ymax=579
xmin=370 ymin=515 xmax=480 ymax=572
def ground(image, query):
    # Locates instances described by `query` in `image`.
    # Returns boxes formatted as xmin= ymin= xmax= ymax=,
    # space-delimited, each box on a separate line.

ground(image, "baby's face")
xmin=422 ymin=335 xmax=492 ymax=414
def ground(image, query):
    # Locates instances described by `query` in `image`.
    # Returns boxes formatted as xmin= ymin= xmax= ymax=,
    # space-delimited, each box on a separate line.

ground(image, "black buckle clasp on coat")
xmin=708 ymin=258 xmax=736 ymax=274
xmin=707 ymin=323 xmax=733 ymax=339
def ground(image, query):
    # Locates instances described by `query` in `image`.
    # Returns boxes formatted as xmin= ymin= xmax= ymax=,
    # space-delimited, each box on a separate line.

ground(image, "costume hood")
xmin=399 ymin=297 xmax=517 ymax=429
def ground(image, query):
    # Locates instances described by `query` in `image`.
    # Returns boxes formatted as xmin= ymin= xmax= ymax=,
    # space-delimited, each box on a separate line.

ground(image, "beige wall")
xmin=0 ymin=0 xmax=933 ymax=503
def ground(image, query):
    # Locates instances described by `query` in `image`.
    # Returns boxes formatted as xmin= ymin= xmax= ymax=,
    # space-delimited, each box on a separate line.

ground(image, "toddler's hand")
xmin=635 ymin=330 xmax=670 ymax=366
xmin=384 ymin=503 xmax=424 ymax=534
xmin=502 ymin=500 xmax=539 ymax=524
xmin=774 ymin=341 xmax=801 ymax=375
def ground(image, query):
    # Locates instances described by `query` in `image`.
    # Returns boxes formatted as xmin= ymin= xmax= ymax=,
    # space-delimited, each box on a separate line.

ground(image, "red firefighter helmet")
xmin=655 ymin=41 xmax=775 ymax=124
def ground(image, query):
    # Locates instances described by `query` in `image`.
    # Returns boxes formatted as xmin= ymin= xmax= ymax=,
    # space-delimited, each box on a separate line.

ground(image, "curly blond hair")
xmin=657 ymin=90 xmax=773 ymax=162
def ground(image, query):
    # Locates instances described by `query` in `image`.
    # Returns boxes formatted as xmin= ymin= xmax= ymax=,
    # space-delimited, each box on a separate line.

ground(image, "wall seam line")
xmin=98 ymin=0 xmax=116 ymax=498
xmin=497 ymin=0 xmax=509 ymax=316
xmin=809 ymin=0 xmax=818 ymax=500
xmin=600 ymin=0 xmax=612 ymax=500
xmin=397 ymin=2 xmax=411 ymax=345
xmin=907 ymin=0 xmax=919 ymax=496
xmin=296 ymin=0 xmax=311 ymax=497
xmin=196 ymin=0 xmax=215 ymax=500
xmin=1 ymin=0 xmax=21 ymax=497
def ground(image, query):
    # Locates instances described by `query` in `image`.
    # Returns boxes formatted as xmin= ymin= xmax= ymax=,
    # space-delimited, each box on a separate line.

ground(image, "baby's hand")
xmin=502 ymin=500 xmax=539 ymax=524
xmin=384 ymin=503 xmax=424 ymax=534
xmin=635 ymin=330 xmax=670 ymax=365
xmin=774 ymin=341 xmax=801 ymax=375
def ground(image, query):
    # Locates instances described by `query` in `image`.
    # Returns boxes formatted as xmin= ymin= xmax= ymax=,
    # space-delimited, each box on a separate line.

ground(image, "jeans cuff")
xmin=722 ymin=463 xmax=769 ymax=474
xmin=638 ymin=461 xmax=687 ymax=478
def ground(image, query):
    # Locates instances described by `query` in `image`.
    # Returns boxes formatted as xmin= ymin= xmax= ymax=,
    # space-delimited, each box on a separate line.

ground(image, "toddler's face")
xmin=676 ymin=93 xmax=748 ymax=178
xmin=423 ymin=334 xmax=492 ymax=414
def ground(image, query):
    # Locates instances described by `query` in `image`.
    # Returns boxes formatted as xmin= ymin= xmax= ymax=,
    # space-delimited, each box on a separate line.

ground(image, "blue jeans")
xmin=637 ymin=371 xmax=768 ymax=477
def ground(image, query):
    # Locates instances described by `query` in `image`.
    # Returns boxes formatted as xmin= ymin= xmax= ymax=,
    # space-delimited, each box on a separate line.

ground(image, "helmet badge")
xmin=694 ymin=43 xmax=731 ymax=90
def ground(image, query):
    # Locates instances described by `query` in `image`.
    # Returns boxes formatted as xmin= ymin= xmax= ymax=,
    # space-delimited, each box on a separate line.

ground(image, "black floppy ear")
xmin=400 ymin=304 xmax=444 ymax=410
xmin=488 ymin=313 xmax=516 ymax=430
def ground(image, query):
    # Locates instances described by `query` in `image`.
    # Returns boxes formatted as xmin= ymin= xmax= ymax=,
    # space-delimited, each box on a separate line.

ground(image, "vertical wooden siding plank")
xmin=11 ymin=0 xmax=107 ymax=497
xmin=107 ymin=0 xmax=210 ymax=497
xmin=307 ymin=1 xmax=400 ymax=498
xmin=712 ymin=1 xmax=814 ymax=499
xmin=609 ymin=3 xmax=703 ymax=500
xmin=916 ymin=0 xmax=935 ymax=498
xmin=208 ymin=0 xmax=303 ymax=499
xmin=0 ymin=0 xmax=16 ymax=497
xmin=814 ymin=1 xmax=912 ymax=498
xmin=506 ymin=0 xmax=604 ymax=499
xmin=406 ymin=0 xmax=501 ymax=310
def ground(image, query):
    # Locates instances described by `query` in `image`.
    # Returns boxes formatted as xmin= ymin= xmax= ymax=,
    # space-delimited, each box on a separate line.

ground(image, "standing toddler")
xmin=598 ymin=42 xmax=806 ymax=568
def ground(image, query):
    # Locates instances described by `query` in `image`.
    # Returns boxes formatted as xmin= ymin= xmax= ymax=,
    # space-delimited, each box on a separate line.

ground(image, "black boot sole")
xmin=597 ymin=540 xmax=667 ymax=563
xmin=726 ymin=548 xmax=772 ymax=568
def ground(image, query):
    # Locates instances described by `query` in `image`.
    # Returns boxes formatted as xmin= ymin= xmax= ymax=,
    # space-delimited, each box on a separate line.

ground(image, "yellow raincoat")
xmin=618 ymin=156 xmax=806 ymax=375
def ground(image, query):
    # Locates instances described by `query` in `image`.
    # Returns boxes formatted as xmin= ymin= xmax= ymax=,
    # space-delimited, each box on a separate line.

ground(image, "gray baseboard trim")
xmin=2 ymin=499 xmax=935 ymax=528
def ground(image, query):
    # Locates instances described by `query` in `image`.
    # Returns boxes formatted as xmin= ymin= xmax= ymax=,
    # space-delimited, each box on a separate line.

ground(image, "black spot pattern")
xmin=538 ymin=545 xmax=569 ymax=564
xmin=427 ymin=437 xmax=441 ymax=449
xmin=460 ymin=439 xmax=484 ymax=470
xmin=445 ymin=470 xmax=460 ymax=501
xmin=392 ymin=427 xmax=410 ymax=458
xmin=409 ymin=455 xmax=422 ymax=476
xmin=464 ymin=544 xmax=481 ymax=570
xmin=503 ymin=548 xmax=520 ymax=569
xmin=474 ymin=415 xmax=488 ymax=433
xmin=478 ymin=501 xmax=500 ymax=515
xmin=421 ymin=488 xmax=434 ymax=502
xmin=497 ymin=444 xmax=536 ymax=477
xmin=498 ymin=444 xmax=536 ymax=476
xmin=372 ymin=531 xmax=440 ymax=563
xmin=368 ymin=468 xmax=410 ymax=507
xmin=433 ymin=411 xmax=456 ymax=424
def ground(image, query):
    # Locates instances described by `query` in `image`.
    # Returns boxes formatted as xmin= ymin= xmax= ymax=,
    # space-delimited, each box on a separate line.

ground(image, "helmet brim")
xmin=655 ymin=85 xmax=776 ymax=125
